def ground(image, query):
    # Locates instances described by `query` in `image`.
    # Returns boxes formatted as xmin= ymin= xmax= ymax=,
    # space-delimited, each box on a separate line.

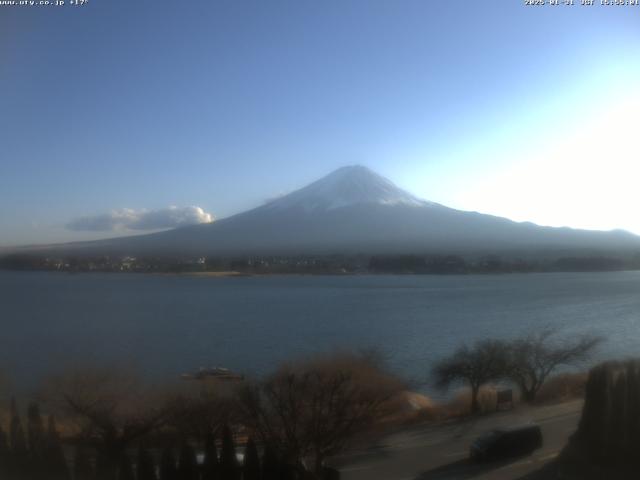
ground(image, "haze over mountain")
xmin=18 ymin=166 xmax=640 ymax=257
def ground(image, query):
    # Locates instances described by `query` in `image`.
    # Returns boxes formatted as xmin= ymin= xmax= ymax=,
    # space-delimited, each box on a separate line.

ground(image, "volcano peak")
xmin=263 ymin=165 xmax=430 ymax=212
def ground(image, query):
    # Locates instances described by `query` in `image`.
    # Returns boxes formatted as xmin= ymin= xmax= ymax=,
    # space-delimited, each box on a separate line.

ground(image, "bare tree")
xmin=432 ymin=339 xmax=509 ymax=414
xmin=40 ymin=367 xmax=170 ymax=476
xmin=164 ymin=380 xmax=240 ymax=442
xmin=507 ymin=328 xmax=602 ymax=403
xmin=238 ymin=351 xmax=404 ymax=475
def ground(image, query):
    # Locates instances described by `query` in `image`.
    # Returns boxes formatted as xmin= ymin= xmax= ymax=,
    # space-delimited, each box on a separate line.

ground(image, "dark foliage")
xmin=96 ymin=451 xmax=118 ymax=480
xmin=137 ymin=447 xmax=157 ymax=480
xmin=219 ymin=425 xmax=239 ymax=480
xmin=0 ymin=398 xmax=347 ymax=480
xmin=45 ymin=415 xmax=70 ymax=480
xmin=159 ymin=447 xmax=178 ymax=480
xmin=74 ymin=447 xmax=95 ymax=480
xmin=243 ymin=437 xmax=261 ymax=480
xmin=47 ymin=367 xmax=170 ymax=475
xmin=201 ymin=431 xmax=219 ymax=480
xmin=555 ymin=360 xmax=640 ymax=478
xmin=8 ymin=398 xmax=29 ymax=477
xmin=118 ymin=454 xmax=135 ymax=480
xmin=27 ymin=402 xmax=46 ymax=459
xmin=261 ymin=444 xmax=280 ymax=480
xmin=10 ymin=398 xmax=27 ymax=456
xmin=0 ymin=423 xmax=10 ymax=478
xmin=177 ymin=443 xmax=198 ymax=480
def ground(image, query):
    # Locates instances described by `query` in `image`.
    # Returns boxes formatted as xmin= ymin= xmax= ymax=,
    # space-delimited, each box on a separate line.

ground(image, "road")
xmin=330 ymin=400 xmax=583 ymax=480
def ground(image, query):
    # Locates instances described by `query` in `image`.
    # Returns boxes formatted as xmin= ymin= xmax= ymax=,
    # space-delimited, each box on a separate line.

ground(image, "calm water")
xmin=1 ymin=270 xmax=640 ymax=393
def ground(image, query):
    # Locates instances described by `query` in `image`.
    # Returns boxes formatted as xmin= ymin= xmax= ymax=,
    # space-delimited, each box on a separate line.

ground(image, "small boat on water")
xmin=181 ymin=366 xmax=244 ymax=381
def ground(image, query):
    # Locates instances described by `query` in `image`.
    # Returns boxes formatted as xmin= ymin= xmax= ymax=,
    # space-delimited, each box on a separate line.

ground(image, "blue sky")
xmin=1 ymin=0 xmax=639 ymax=246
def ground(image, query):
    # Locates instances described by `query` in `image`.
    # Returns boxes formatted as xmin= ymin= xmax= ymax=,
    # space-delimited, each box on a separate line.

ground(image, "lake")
xmin=1 ymin=270 xmax=639 ymax=394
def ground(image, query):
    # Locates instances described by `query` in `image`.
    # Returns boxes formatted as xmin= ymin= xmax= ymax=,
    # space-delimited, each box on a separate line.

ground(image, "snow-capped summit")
xmin=263 ymin=165 xmax=432 ymax=212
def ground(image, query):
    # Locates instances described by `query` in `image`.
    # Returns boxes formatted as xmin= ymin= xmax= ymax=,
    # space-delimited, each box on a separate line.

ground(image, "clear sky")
xmin=1 ymin=0 xmax=639 ymax=246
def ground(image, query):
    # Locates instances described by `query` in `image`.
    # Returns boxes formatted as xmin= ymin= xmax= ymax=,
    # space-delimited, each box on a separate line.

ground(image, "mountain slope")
xmin=46 ymin=165 xmax=639 ymax=257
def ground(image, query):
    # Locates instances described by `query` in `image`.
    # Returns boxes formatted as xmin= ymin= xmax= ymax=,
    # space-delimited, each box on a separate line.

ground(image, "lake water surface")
xmin=1 ymin=270 xmax=640 ymax=393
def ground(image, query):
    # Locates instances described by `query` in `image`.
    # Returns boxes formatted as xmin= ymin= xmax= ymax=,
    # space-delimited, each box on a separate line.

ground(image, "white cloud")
xmin=66 ymin=206 xmax=214 ymax=232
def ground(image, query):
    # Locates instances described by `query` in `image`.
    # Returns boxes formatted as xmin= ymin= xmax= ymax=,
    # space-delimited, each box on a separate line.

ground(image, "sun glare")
xmin=460 ymin=89 xmax=640 ymax=233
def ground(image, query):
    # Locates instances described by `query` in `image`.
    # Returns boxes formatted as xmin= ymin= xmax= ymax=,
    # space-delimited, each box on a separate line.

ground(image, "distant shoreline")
xmin=168 ymin=270 xmax=252 ymax=278
xmin=2 ymin=267 xmax=640 ymax=278
xmin=4 ymin=251 xmax=640 ymax=276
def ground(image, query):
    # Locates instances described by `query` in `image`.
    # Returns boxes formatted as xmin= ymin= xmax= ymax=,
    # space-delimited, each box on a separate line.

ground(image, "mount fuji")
xmin=37 ymin=166 xmax=640 ymax=256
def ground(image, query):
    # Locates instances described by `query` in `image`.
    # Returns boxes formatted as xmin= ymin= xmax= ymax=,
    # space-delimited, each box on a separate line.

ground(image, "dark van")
xmin=469 ymin=424 xmax=542 ymax=462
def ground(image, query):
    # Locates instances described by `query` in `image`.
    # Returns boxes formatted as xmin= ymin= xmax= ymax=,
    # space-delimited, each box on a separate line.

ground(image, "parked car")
xmin=470 ymin=423 xmax=542 ymax=462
